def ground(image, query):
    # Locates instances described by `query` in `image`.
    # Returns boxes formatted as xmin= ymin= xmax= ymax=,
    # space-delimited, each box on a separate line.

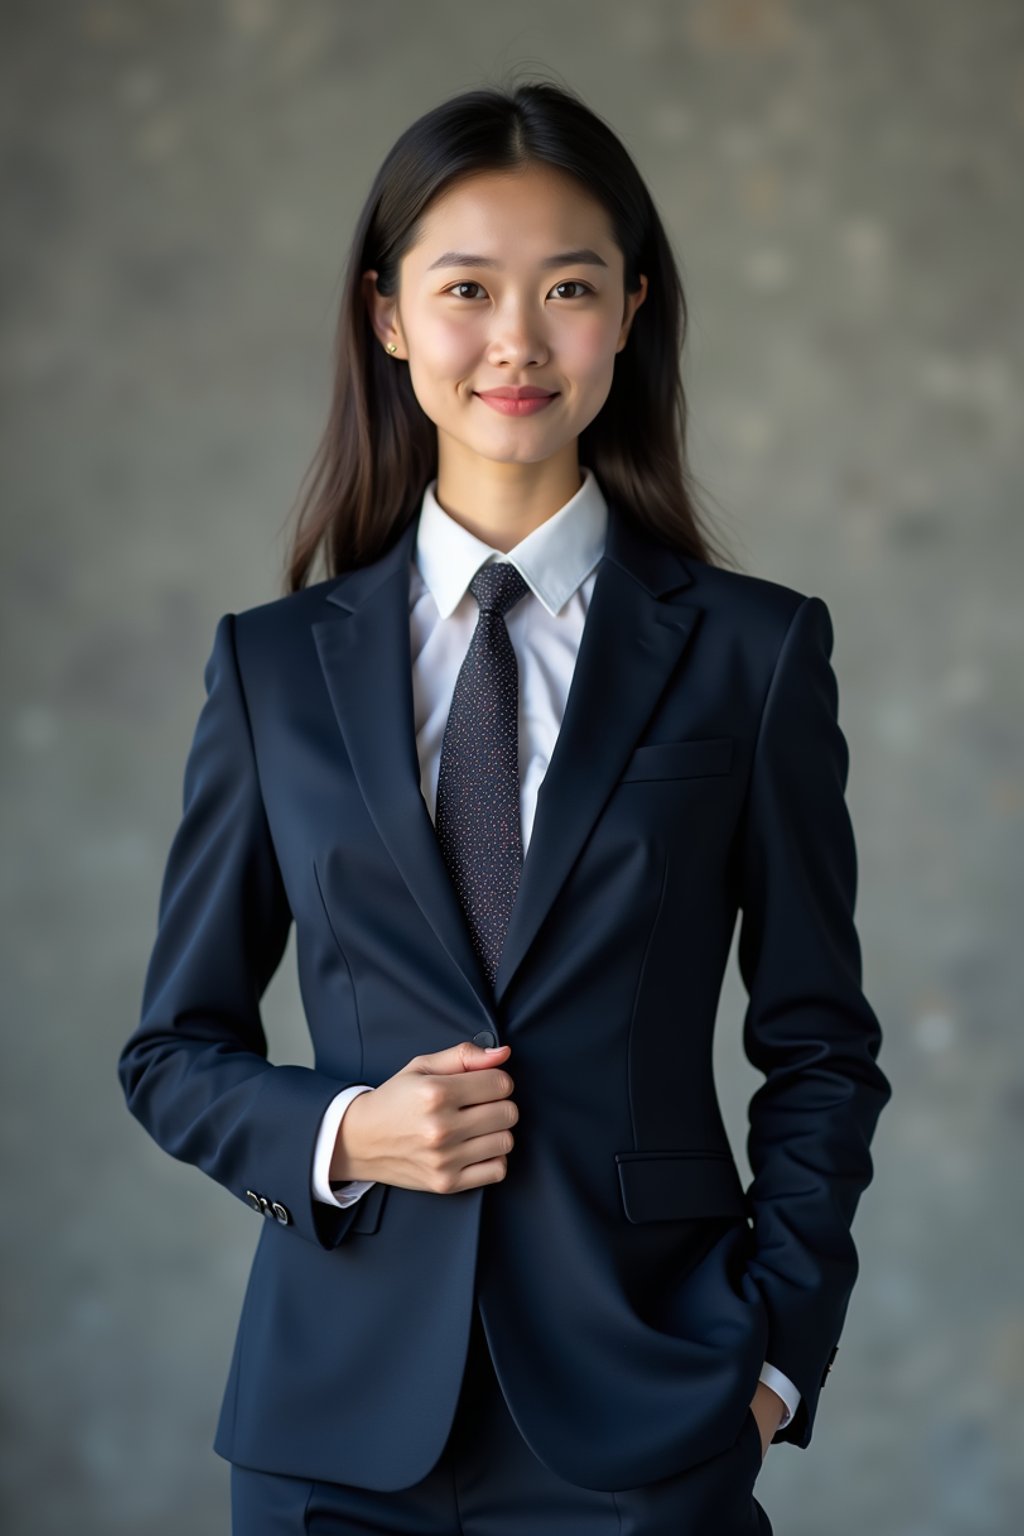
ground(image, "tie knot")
xmin=469 ymin=560 xmax=531 ymax=618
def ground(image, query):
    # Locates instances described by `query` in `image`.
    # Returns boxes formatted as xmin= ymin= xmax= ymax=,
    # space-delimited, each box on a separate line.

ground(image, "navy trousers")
xmin=230 ymin=1294 xmax=773 ymax=1535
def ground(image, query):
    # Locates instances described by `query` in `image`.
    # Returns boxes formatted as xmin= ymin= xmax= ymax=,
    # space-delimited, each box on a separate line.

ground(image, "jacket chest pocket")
xmin=614 ymin=1149 xmax=751 ymax=1224
xmin=618 ymin=736 xmax=734 ymax=784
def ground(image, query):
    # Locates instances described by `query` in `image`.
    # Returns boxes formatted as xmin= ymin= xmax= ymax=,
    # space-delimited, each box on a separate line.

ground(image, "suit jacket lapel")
xmin=311 ymin=496 xmax=701 ymax=1019
xmin=493 ymin=503 xmax=700 ymax=1004
xmin=312 ymin=513 xmax=496 ymax=1018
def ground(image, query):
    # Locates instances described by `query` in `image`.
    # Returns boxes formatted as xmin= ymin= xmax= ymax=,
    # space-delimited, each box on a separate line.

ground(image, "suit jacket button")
xmin=271 ymin=1202 xmax=291 ymax=1225
xmin=244 ymin=1190 xmax=262 ymax=1213
xmin=473 ymin=1030 xmax=497 ymax=1048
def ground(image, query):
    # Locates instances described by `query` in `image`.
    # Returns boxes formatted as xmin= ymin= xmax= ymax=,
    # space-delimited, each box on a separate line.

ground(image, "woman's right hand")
xmin=328 ymin=1041 xmax=518 ymax=1193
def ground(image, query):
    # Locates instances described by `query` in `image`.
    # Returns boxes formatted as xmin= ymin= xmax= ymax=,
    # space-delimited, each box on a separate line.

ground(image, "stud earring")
xmin=386 ymin=343 xmax=398 ymax=354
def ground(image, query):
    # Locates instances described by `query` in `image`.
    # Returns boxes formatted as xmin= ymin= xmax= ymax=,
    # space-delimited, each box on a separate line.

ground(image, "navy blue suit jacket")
xmin=117 ymin=497 xmax=892 ymax=1492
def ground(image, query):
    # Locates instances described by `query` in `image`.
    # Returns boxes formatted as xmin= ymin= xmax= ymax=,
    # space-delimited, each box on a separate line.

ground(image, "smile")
xmin=474 ymin=393 xmax=560 ymax=417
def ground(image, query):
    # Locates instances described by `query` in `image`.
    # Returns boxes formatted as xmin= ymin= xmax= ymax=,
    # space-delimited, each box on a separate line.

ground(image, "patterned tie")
xmin=435 ymin=559 xmax=532 ymax=990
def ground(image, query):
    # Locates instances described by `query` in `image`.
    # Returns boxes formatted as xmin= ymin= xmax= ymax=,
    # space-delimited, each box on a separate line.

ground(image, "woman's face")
xmin=363 ymin=164 xmax=647 ymax=472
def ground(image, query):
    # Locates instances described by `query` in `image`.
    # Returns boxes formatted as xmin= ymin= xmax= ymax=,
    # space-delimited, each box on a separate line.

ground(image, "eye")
xmin=442 ymin=280 xmax=594 ymax=301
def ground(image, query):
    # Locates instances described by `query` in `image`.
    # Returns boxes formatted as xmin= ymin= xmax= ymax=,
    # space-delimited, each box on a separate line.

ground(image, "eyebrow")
xmin=425 ymin=248 xmax=609 ymax=272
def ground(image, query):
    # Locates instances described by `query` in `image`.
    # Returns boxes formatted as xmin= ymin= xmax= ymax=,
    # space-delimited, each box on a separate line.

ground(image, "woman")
xmin=118 ymin=78 xmax=892 ymax=1535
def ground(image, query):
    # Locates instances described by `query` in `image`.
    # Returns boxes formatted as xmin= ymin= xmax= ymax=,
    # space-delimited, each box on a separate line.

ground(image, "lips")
xmin=474 ymin=390 xmax=560 ymax=417
xmin=475 ymin=388 xmax=559 ymax=400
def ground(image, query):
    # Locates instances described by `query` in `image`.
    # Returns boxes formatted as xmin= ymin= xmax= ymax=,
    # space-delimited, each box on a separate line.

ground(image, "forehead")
xmin=406 ymin=166 xmax=618 ymax=269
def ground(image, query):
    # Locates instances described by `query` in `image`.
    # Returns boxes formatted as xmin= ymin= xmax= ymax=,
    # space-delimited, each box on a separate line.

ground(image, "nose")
xmin=487 ymin=300 xmax=549 ymax=368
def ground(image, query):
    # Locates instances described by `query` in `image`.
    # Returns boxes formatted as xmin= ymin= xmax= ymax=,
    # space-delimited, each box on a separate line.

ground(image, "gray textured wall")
xmin=3 ymin=2 xmax=1021 ymax=1532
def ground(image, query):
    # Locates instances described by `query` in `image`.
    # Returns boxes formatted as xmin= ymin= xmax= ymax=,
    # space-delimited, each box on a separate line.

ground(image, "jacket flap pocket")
xmin=350 ymin=1180 xmax=389 ymax=1234
xmin=615 ymin=1150 xmax=750 ymax=1224
xmin=619 ymin=736 xmax=734 ymax=783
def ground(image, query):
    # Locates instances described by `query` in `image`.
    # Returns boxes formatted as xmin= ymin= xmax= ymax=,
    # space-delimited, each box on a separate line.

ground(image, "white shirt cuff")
xmin=759 ymin=1361 xmax=801 ymax=1431
xmin=312 ymin=1085 xmax=377 ymax=1207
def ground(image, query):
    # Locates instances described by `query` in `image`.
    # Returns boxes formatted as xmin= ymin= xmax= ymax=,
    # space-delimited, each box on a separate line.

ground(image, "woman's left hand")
xmin=748 ymin=1381 xmax=787 ymax=1461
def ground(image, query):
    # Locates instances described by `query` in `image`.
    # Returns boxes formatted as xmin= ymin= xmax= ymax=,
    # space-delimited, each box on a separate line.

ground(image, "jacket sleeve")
xmin=735 ymin=593 xmax=892 ymax=1448
xmin=117 ymin=611 xmax=370 ymax=1251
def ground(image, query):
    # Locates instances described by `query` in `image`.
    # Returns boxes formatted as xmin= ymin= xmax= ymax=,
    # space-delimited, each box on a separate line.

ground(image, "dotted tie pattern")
xmin=435 ymin=560 xmax=532 ymax=991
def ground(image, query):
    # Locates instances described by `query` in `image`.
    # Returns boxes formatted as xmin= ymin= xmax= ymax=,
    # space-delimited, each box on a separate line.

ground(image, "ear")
xmin=617 ymin=273 xmax=649 ymax=352
xmin=362 ymin=269 xmax=404 ymax=358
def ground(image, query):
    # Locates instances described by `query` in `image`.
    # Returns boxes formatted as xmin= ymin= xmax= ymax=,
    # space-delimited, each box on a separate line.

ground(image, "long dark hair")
xmin=283 ymin=74 xmax=736 ymax=594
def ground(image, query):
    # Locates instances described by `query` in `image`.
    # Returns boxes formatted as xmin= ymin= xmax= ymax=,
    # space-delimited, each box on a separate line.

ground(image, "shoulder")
xmin=680 ymin=555 xmax=827 ymax=651
xmin=675 ymin=558 xmax=840 ymax=698
xmin=228 ymin=574 xmax=343 ymax=632
xmin=233 ymin=574 xmax=341 ymax=626
xmin=225 ymin=573 xmax=348 ymax=663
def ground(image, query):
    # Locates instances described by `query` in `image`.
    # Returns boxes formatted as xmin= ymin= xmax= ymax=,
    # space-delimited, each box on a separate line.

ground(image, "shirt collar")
xmin=413 ymin=465 xmax=608 ymax=619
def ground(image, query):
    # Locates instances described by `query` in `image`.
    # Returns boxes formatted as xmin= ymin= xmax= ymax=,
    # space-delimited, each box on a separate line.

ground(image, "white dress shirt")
xmin=308 ymin=465 xmax=801 ymax=1432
